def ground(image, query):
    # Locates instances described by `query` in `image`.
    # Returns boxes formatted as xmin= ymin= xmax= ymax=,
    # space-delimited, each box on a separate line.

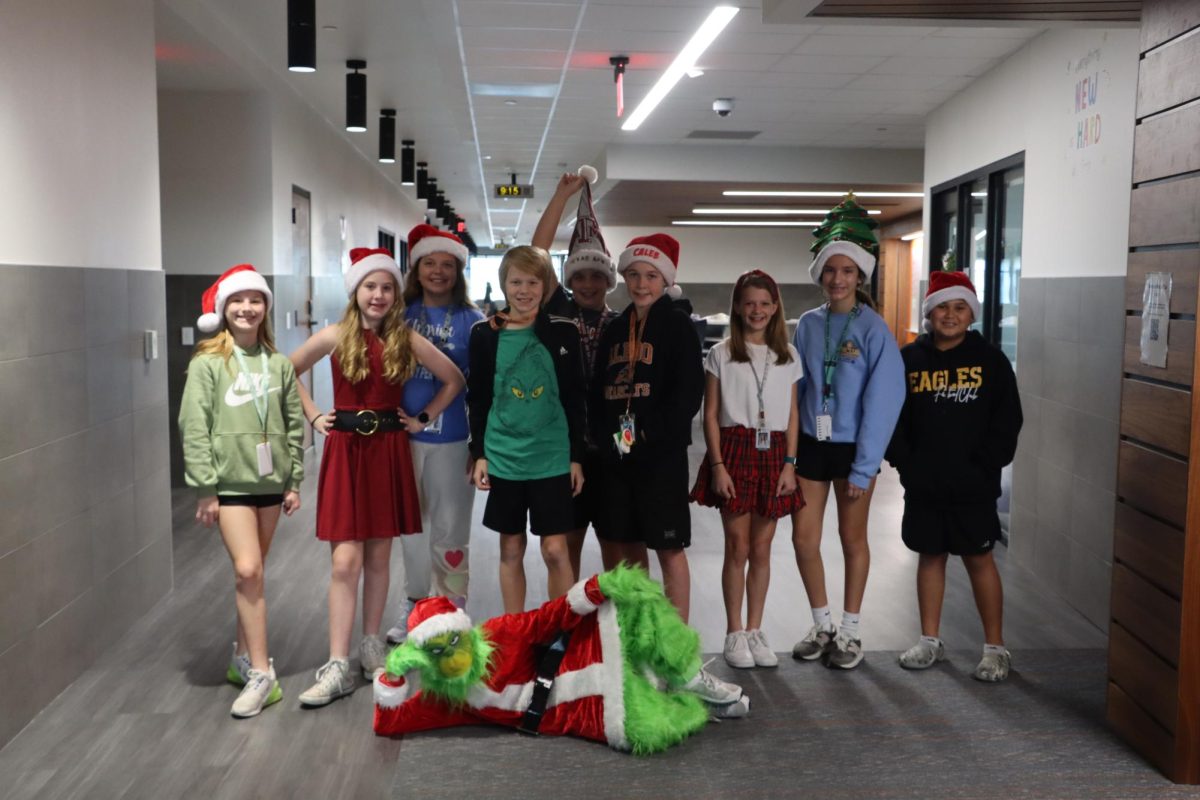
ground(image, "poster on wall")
xmin=1139 ymin=272 xmax=1171 ymax=368
xmin=1066 ymin=37 xmax=1113 ymax=176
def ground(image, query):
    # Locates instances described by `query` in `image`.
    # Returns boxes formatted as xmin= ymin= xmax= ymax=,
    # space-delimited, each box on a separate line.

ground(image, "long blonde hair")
xmin=728 ymin=270 xmax=792 ymax=365
xmin=333 ymin=297 xmax=415 ymax=384
xmin=190 ymin=315 xmax=276 ymax=371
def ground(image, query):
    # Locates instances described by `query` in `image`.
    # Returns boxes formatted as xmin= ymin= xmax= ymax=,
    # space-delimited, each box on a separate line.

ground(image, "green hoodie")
xmin=178 ymin=345 xmax=305 ymax=495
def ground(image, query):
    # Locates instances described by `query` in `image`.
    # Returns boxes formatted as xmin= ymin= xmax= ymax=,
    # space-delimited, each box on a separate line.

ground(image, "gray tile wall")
xmin=1009 ymin=275 xmax=1125 ymax=630
xmin=0 ymin=265 xmax=173 ymax=748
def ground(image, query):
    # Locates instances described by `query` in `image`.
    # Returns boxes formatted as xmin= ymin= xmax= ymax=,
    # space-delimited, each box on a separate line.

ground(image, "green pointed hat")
xmin=808 ymin=193 xmax=879 ymax=283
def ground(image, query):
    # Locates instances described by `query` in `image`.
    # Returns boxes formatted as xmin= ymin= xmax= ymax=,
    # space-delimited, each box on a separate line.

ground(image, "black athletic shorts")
xmin=218 ymin=493 xmax=283 ymax=508
xmin=794 ymin=434 xmax=857 ymax=483
xmin=571 ymin=450 xmax=605 ymax=531
xmin=901 ymin=500 xmax=1001 ymax=556
xmin=483 ymin=473 xmax=575 ymax=537
xmin=595 ymin=448 xmax=691 ymax=551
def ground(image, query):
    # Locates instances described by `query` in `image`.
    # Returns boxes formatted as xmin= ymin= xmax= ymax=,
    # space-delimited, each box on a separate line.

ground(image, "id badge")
xmin=755 ymin=426 xmax=771 ymax=451
xmin=425 ymin=413 xmax=443 ymax=435
xmin=615 ymin=413 xmax=636 ymax=455
xmin=815 ymin=414 xmax=833 ymax=442
xmin=255 ymin=441 xmax=274 ymax=477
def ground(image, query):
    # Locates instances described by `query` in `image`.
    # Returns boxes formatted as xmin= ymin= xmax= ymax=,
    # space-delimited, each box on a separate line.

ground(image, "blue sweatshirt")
xmin=792 ymin=304 xmax=906 ymax=489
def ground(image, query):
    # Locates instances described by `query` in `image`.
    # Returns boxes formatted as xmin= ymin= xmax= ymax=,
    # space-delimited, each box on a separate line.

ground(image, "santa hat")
xmin=344 ymin=247 xmax=404 ymax=296
xmin=406 ymin=596 xmax=473 ymax=647
xmin=563 ymin=165 xmax=616 ymax=291
xmin=923 ymin=270 xmax=981 ymax=332
xmin=617 ymin=233 xmax=680 ymax=290
xmin=196 ymin=265 xmax=272 ymax=333
xmin=808 ymin=193 xmax=880 ymax=284
xmin=408 ymin=224 xmax=469 ymax=268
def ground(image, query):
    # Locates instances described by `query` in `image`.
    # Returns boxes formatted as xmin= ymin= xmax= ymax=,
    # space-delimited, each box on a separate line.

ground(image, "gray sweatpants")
xmin=400 ymin=439 xmax=475 ymax=603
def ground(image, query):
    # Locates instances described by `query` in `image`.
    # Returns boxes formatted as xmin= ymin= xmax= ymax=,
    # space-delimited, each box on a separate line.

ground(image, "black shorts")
xmin=794 ymin=434 xmax=856 ymax=482
xmin=483 ymin=473 xmax=575 ymax=537
xmin=218 ymin=494 xmax=283 ymax=508
xmin=901 ymin=500 xmax=1001 ymax=556
xmin=595 ymin=449 xmax=691 ymax=551
xmin=571 ymin=450 xmax=605 ymax=531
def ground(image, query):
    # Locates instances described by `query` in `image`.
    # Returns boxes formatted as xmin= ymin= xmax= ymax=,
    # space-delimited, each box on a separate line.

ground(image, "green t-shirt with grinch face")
xmin=484 ymin=327 xmax=569 ymax=480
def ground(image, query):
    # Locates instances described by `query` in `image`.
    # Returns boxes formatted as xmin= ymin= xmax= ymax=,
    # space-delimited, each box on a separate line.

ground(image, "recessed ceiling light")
xmin=687 ymin=68 xmax=705 ymax=78
xmin=693 ymin=207 xmax=882 ymax=215
xmin=671 ymin=220 xmax=819 ymax=227
xmin=483 ymin=155 xmax=492 ymax=160
xmin=322 ymin=25 xmax=338 ymax=31
xmin=723 ymin=190 xmax=923 ymax=198
xmin=504 ymin=99 xmax=518 ymax=107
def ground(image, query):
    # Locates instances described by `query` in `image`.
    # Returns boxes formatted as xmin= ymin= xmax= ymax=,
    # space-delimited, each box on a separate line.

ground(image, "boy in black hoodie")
xmin=886 ymin=271 xmax=1022 ymax=682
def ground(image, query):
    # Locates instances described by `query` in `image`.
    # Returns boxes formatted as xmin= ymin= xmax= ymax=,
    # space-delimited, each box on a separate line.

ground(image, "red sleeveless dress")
xmin=316 ymin=331 xmax=422 ymax=541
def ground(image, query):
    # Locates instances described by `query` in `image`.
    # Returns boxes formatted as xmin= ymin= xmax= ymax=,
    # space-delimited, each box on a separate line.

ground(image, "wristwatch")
xmin=417 ymin=411 xmax=431 ymax=425
xmin=783 ymin=455 xmax=798 ymax=465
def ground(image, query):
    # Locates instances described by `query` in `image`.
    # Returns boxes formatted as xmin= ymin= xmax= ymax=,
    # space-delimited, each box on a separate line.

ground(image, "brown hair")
xmin=334 ymin=294 xmax=416 ymax=385
xmin=402 ymin=251 xmax=476 ymax=308
xmin=818 ymin=264 xmax=878 ymax=312
xmin=728 ymin=270 xmax=792 ymax=365
xmin=498 ymin=245 xmax=557 ymax=307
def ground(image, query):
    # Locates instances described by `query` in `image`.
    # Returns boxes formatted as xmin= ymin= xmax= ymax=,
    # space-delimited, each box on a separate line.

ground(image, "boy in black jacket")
xmin=886 ymin=271 xmax=1022 ymax=682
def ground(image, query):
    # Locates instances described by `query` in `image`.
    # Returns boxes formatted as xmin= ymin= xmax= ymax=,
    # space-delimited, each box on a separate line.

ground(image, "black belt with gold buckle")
xmin=332 ymin=409 xmax=404 ymax=435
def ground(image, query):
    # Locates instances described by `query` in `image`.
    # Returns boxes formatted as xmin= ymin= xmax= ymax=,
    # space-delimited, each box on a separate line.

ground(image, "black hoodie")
xmin=886 ymin=331 xmax=1022 ymax=504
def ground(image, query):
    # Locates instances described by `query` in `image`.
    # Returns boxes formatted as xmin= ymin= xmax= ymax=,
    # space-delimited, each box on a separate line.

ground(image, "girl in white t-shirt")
xmin=691 ymin=269 xmax=804 ymax=669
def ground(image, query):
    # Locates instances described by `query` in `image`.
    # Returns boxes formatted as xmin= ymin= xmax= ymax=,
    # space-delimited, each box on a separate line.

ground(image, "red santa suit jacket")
xmin=374 ymin=576 xmax=630 ymax=750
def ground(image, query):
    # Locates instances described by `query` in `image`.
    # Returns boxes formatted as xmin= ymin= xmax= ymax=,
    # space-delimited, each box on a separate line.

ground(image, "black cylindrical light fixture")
xmin=378 ymin=110 xmax=396 ymax=162
xmin=287 ymin=0 xmax=316 ymax=72
xmin=426 ymin=178 xmax=439 ymax=211
xmin=416 ymin=162 xmax=429 ymax=199
xmin=435 ymin=191 xmax=447 ymax=219
xmin=400 ymin=141 xmax=415 ymax=185
xmin=346 ymin=60 xmax=367 ymax=132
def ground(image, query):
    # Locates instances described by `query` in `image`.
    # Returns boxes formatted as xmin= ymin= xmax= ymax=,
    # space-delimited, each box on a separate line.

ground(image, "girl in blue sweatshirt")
xmin=789 ymin=198 xmax=905 ymax=670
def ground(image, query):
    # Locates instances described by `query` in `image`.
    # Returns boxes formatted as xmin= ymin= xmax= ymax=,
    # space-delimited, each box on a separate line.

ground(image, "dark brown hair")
xmin=728 ymin=270 xmax=793 ymax=365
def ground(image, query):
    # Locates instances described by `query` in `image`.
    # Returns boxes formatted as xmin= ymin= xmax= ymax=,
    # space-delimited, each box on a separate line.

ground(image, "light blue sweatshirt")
xmin=792 ymin=304 xmax=906 ymax=489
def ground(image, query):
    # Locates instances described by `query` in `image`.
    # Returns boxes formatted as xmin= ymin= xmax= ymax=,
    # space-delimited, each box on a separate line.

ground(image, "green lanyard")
xmin=821 ymin=304 xmax=859 ymax=412
xmin=232 ymin=346 xmax=271 ymax=439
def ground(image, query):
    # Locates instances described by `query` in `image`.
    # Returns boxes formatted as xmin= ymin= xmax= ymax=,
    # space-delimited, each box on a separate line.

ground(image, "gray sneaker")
xmin=231 ymin=661 xmax=282 ymax=718
xmin=386 ymin=597 xmax=419 ymax=645
xmin=359 ymin=634 xmax=388 ymax=680
xmin=709 ymin=694 xmax=751 ymax=719
xmin=723 ymin=631 xmax=755 ymax=669
xmin=899 ymin=638 xmax=946 ymax=670
xmin=792 ymin=624 xmax=836 ymax=661
xmin=682 ymin=666 xmax=744 ymax=705
xmin=299 ymin=658 xmax=355 ymax=707
xmin=824 ymin=631 xmax=864 ymax=670
xmin=745 ymin=629 xmax=779 ymax=668
xmin=973 ymin=649 xmax=1011 ymax=682
xmin=226 ymin=643 xmax=251 ymax=687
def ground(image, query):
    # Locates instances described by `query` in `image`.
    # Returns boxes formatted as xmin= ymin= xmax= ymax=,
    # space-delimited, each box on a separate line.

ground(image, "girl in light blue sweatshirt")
xmin=788 ymin=197 xmax=905 ymax=671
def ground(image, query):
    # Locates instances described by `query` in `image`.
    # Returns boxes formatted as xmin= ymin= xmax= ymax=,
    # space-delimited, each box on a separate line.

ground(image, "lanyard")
xmin=746 ymin=347 xmax=770 ymax=424
xmin=821 ymin=303 xmax=859 ymax=412
xmin=232 ymin=346 xmax=271 ymax=438
xmin=625 ymin=311 xmax=648 ymax=415
xmin=418 ymin=304 xmax=454 ymax=348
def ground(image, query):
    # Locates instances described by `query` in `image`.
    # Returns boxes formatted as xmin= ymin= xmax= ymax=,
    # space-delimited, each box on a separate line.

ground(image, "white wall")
xmin=601 ymin=226 xmax=816 ymax=285
xmin=0 ymin=0 xmax=161 ymax=269
xmin=158 ymin=90 xmax=273 ymax=274
xmin=924 ymin=27 xmax=1139 ymax=278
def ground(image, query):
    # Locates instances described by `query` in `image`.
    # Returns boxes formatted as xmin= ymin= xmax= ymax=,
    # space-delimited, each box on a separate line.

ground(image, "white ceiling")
xmin=155 ymin=0 xmax=1045 ymax=246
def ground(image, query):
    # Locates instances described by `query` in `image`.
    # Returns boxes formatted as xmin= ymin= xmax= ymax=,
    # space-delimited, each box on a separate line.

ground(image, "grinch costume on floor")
xmin=374 ymin=565 xmax=749 ymax=754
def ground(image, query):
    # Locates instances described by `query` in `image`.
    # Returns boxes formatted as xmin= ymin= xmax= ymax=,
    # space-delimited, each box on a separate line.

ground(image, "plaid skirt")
xmin=690 ymin=426 xmax=805 ymax=519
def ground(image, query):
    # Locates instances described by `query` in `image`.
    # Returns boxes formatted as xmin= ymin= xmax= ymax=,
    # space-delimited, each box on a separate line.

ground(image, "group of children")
xmin=179 ymin=176 xmax=1022 ymax=721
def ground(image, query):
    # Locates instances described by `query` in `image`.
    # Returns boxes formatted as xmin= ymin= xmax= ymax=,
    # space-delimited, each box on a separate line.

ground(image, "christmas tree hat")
xmin=807 ymin=193 xmax=880 ymax=284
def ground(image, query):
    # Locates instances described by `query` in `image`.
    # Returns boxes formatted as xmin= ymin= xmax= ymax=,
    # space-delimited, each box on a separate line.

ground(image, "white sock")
xmin=811 ymin=606 xmax=834 ymax=631
xmin=840 ymin=612 xmax=861 ymax=640
xmin=920 ymin=635 xmax=943 ymax=648
xmin=983 ymin=643 xmax=1006 ymax=655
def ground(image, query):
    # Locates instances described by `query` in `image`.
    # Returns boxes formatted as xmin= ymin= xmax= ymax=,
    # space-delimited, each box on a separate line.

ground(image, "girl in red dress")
xmin=289 ymin=247 xmax=465 ymax=707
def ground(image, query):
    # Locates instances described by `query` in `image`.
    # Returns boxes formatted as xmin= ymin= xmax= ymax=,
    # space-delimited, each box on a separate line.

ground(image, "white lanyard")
xmin=232 ymin=346 xmax=270 ymax=437
xmin=746 ymin=348 xmax=771 ymax=425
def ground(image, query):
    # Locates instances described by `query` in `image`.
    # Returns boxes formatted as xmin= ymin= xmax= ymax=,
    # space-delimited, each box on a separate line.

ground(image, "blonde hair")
xmin=728 ymin=271 xmax=792 ymax=365
xmin=499 ymin=246 xmax=558 ymax=308
xmin=190 ymin=312 xmax=276 ymax=371
xmin=333 ymin=297 xmax=416 ymax=384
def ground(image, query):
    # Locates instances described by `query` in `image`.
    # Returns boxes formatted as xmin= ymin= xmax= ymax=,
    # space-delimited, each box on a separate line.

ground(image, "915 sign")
xmin=494 ymin=183 xmax=534 ymax=199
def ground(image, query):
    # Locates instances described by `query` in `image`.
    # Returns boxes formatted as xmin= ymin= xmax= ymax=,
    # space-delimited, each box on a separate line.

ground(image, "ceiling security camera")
xmin=713 ymin=97 xmax=734 ymax=117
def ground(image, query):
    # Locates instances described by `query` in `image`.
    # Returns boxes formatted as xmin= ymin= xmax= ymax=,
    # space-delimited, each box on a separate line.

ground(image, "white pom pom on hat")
xmin=196 ymin=265 xmax=273 ymax=333
xmin=563 ymin=166 xmax=616 ymax=291
xmin=577 ymin=164 xmax=599 ymax=184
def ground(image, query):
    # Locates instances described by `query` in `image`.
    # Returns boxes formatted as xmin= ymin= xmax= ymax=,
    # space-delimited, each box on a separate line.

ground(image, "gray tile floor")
xmin=0 ymin=442 xmax=1109 ymax=800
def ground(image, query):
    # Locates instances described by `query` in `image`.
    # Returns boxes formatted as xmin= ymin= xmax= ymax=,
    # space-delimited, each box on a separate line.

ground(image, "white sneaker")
xmin=682 ymin=664 xmax=744 ymax=705
xmin=226 ymin=643 xmax=251 ymax=687
xmin=723 ymin=631 xmax=755 ymax=669
xmin=745 ymin=629 xmax=779 ymax=668
xmin=386 ymin=597 xmax=419 ymax=645
xmin=899 ymin=638 xmax=946 ymax=670
xmin=359 ymin=634 xmax=388 ymax=680
xmin=231 ymin=661 xmax=282 ymax=718
xmin=298 ymin=659 xmax=355 ymax=707
xmin=709 ymin=694 xmax=751 ymax=719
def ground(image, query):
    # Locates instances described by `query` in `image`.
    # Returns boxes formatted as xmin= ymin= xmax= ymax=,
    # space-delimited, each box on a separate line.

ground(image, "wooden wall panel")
xmin=1117 ymin=441 xmax=1188 ymax=527
xmin=1129 ymin=176 xmax=1200 ymax=248
xmin=1109 ymin=682 xmax=1177 ymax=778
xmin=1133 ymin=102 xmax=1200 ymax=182
xmin=1111 ymin=564 xmax=1183 ymax=665
xmin=1110 ymin=621 xmax=1179 ymax=730
xmin=1141 ymin=0 xmax=1200 ymax=49
xmin=1125 ymin=249 xmax=1200 ymax=315
xmin=1137 ymin=32 xmax=1200 ymax=117
xmin=1124 ymin=317 xmax=1195 ymax=386
xmin=1113 ymin=501 xmax=1186 ymax=597
xmin=1120 ymin=378 xmax=1191 ymax=454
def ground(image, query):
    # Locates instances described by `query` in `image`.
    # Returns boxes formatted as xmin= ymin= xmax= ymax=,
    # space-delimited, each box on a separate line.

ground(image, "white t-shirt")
xmin=705 ymin=340 xmax=804 ymax=431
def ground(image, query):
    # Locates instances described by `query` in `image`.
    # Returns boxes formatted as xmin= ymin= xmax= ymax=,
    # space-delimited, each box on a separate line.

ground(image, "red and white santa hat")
xmin=923 ymin=270 xmax=981 ymax=332
xmin=617 ymin=233 xmax=683 ymax=299
xmin=344 ymin=247 xmax=404 ymax=296
xmin=406 ymin=596 xmax=473 ymax=647
xmin=196 ymin=264 xmax=272 ymax=333
xmin=408 ymin=223 xmax=469 ymax=268
xmin=563 ymin=165 xmax=616 ymax=291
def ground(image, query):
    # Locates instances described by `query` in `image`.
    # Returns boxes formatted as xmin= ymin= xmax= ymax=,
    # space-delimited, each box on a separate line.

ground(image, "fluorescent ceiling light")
xmin=723 ymin=190 xmax=923 ymax=198
xmin=471 ymin=83 xmax=559 ymax=98
xmin=672 ymin=220 xmax=819 ymax=227
xmin=900 ymin=231 xmax=924 ymax=241
xmin=622 ymin=6 xmax=739 ymax=132
xmin=974 ymin=229 xmax=987 ymax=240
xmin=694 ymin=207 xmax=881 ymax=215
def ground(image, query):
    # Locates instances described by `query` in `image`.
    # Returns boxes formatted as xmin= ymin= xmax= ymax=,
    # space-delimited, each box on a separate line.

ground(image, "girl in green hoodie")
xmin=179 ymin=265 xmax=305 ymax=718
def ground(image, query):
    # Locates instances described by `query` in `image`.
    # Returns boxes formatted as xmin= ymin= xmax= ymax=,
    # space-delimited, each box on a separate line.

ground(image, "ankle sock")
xmin=840 ymin=612 xmax=861 ymax=640
xmin=983 ymin=643 xmax=1006 ymax=655
xmin=812 ymin=606 xmax=834 ymax=631
xmin=921 ymin=635 xmax=943 ymax=648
